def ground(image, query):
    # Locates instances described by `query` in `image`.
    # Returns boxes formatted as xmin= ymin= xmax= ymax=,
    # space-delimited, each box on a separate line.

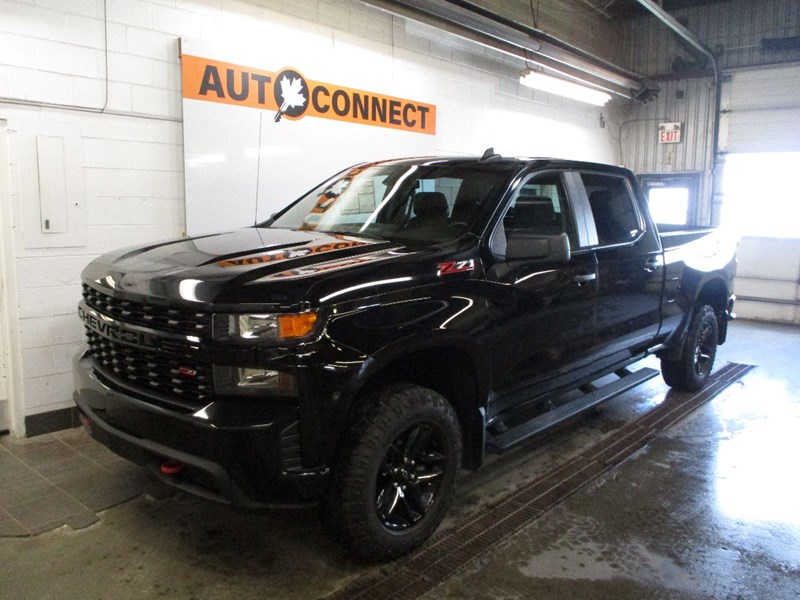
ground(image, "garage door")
xmin=722 ymin=64 xmax=800 ymax=153
xmin=719 ymin=65 xmax=800 ymax=324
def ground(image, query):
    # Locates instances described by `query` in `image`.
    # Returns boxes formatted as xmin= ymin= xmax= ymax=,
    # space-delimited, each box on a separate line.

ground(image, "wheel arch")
xmin=339 ymin=340 xmax=488 ymax=471
xmin=695 ymin=277 xmax=731 ymax=344
xmin=660 ymin=275 xmax=731 ymax=361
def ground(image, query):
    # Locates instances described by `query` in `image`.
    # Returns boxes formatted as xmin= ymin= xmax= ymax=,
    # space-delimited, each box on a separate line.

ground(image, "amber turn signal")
xmin=277 ymin=311 xmax=318 ymax=339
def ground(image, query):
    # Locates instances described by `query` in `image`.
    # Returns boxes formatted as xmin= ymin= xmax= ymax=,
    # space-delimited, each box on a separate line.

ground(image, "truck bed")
xmin=658 ymin=224 xmax=721 ymax=249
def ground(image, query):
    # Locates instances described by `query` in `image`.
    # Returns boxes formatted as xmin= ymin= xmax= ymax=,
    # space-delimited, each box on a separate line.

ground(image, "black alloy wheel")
xmin=376 ymin=422 xmax=447 ymax=531
xmin=328 ymin=383 xmax=461 ymax=561
xmin=693 ymin=316 xmax=716 ymax=379
xmin=661 ymin=303 xmax=718 ymax=392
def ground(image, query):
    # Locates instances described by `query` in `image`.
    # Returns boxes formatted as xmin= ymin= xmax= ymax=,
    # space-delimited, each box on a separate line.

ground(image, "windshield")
xmin=266 ymin=160 xmax=514 ymax=244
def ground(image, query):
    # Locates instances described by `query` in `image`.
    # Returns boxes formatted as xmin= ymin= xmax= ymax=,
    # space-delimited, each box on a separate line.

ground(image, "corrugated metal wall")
xmin=621 ymin=77 xmax=715 ymax=223
xmin=622 ymin=0 xmax=800 ymax=324
xmin=620 ymin=77 xmax=715 ymax=222
xmin=620 ymin=0 xmax=800 ymax=226
xmin=626 ymin=0 xmax=800 ymax=75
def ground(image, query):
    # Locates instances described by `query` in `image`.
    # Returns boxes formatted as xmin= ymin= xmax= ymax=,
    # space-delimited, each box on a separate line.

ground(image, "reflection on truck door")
xmin=486 ymin=172 xmax=598 ymax=415
xmin=583 ymin=172 xmax=663 ymax=363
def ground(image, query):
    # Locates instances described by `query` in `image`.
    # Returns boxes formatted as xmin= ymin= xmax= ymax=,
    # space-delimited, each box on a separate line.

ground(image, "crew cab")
xmin=74 ymin=152 xmax=736 ymax=560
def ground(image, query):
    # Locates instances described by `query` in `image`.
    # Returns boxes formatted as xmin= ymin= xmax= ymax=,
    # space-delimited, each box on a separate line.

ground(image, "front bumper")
xmin=73 ymin=349 xmax=329 ymax=507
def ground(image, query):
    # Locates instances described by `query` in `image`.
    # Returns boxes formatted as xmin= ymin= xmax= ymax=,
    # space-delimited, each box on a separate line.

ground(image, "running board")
xmin=487 ymin=367 xmax=660 ymax=452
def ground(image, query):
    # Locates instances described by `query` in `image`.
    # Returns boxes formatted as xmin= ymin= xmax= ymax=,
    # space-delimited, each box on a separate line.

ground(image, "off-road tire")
xmin=327 ymin=383 xmax=461 ymax=561
xmin=661 ymin=304 xmax=718 ymax=392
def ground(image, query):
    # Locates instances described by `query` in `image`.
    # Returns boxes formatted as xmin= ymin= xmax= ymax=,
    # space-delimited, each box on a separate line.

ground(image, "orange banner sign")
xmin=181 ymin=54 xmax=436 ymax=135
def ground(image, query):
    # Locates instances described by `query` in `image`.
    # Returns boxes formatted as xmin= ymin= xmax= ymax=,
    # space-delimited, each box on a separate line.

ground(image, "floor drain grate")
xmin=325 ymin=362 xmax=754 ymax=600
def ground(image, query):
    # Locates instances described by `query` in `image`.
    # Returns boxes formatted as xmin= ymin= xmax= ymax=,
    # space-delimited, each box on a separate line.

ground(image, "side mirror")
xmin=506 ymin=231 xmax=571 ymax=262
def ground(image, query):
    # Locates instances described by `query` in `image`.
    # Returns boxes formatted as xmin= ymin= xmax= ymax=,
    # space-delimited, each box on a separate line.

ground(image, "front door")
xmin=484 ymin=171 xmax=598 ymax=417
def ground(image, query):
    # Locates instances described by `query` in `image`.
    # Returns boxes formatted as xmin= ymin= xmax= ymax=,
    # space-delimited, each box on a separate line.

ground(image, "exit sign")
xmin=658 ymin=122 xmax=682 ymax=144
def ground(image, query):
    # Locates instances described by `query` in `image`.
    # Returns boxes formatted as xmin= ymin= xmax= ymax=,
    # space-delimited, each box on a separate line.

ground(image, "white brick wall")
xmin=0 ymin=0 xmax=624 ymax=433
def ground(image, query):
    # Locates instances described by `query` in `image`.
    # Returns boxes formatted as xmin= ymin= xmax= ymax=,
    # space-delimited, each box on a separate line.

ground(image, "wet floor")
xmin=428 ymin=320 xmax=800 ymax=599
xmin=428 ymin=383 xmax=800 ymax=599
xmin=0 ymin=320 xmax=798 ymax=599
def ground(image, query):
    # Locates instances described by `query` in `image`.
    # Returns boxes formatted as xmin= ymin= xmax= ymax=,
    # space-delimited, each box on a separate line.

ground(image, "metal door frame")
xmin=638 ymin=171 xmax=702 ymax=226
xmin=0 ymin=119 xmax=24 ymax=436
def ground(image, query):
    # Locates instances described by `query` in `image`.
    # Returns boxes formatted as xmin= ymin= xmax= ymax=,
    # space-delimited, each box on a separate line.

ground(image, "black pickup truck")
xmin=74 ymin=152 xmax=736 ymax=559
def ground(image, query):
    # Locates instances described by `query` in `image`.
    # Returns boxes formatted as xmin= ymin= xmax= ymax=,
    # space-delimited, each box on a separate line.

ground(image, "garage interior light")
xmin=519 ymin=69 xmax=612 ymax=106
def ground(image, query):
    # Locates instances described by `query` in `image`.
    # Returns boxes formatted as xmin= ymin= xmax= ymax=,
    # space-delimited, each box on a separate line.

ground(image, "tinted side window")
xmin=504 ymin=174 xmax=576 ymax=244
xmin=581 ymin=173 xmax=642 ymax=246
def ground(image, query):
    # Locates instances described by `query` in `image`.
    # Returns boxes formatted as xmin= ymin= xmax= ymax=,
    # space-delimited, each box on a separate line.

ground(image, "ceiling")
xmin=606 ymin=0 xmax=736 ymax=19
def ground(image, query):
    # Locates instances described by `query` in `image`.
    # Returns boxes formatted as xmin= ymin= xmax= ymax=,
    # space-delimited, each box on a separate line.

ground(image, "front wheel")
xmin=661 ymin=304 xmax=719 ymax=392
xmin=328 ymin=384 xmax=462 ymax=561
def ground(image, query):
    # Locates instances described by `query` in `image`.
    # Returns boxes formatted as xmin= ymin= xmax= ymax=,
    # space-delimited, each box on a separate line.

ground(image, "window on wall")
xmin=721 ymin=153 xmax=800 ymax=238
xmin=639 ymin=174 xmax=699 ymax=226
xmin=648 ymin=187 xmax=690 ymax=225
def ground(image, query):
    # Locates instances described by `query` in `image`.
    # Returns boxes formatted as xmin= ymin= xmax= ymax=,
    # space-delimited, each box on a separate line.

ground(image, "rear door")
xmin=484 ymin=170 xmax=598 ymax=415
xmin=577 ymin=171 xmax=664 ymax=363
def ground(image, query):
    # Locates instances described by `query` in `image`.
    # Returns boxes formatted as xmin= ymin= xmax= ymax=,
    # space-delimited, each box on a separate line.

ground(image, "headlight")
xmin=213 ymin=310 xmax=319 ymax=344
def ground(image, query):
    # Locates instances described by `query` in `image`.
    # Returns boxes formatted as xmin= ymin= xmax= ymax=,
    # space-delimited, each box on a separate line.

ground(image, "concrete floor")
xmin=0 ymin=320 xmax=799 ymax=599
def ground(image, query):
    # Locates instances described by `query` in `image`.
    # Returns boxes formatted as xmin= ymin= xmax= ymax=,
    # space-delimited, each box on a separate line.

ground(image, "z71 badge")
xmin=437 ymin=259 xmax=475 ymax=276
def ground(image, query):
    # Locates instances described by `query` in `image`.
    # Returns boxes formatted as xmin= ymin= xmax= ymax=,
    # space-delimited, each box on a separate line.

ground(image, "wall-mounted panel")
xmin=35 ymin=136 xmax=68 ymax=234
xmin=17 ymin=123 xmax=87 ymax=249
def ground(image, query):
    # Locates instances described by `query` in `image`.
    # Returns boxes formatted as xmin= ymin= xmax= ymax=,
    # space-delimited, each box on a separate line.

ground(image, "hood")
xmin=82 ymin=227 xmax=434 ymax=308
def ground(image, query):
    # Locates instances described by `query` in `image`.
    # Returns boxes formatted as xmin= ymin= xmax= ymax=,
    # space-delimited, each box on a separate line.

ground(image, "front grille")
xmin=82 ymin=284 xmax=214 ymax=409
xmin=86 ymin=330 xmax=212 ymax=408
xmin=82 ymin=284 xmax=212 ymax=336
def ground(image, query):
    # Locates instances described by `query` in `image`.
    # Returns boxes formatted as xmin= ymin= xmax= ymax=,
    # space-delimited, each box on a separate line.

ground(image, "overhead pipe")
xmin=636 ymin=0 xmax=719 ymax=77
xmin=359 ymin=0 xmax=659 ymax=102
xmin=635 ymin=0 xmax=722 ymax=223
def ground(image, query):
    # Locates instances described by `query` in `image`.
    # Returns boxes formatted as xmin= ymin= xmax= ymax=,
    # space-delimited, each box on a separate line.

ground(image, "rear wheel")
xmin=661 ymin=304 xmax=718 ymax=392
xmin=328 ymin=384 xmax=461 ymax=561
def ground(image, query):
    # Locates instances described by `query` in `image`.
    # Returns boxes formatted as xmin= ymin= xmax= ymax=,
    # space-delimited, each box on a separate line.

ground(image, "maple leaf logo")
xmin=274 ymin=74 xmax=307 ymax=122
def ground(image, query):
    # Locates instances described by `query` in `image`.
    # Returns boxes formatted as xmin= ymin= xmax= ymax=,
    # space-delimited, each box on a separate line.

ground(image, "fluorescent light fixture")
xmin=520 ymin=69 xmax=612 ymax=106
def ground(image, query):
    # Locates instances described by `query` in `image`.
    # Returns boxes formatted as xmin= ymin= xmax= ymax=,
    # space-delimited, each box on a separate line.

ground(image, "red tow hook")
xmin=78 ymin=411 xmax=92 ymax=431
xmin=160 ymin=460 xmax=186 ymax=476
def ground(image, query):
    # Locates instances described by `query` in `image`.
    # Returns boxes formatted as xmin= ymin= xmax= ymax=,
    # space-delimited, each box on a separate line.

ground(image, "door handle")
xmin=572 ymin=273 xmax=597 ymax=284
xmin=644 ymin=256 xmax=662 ymax=273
